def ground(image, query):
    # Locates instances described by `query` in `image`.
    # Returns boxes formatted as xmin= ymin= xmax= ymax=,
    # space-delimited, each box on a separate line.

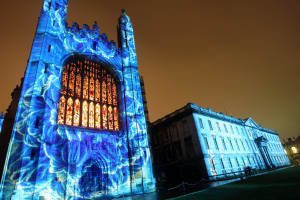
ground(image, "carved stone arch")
xmin=60 ymin=53 xmax=122 ymax=83
xmin=79 ymin=155 xmax=108 ymax=198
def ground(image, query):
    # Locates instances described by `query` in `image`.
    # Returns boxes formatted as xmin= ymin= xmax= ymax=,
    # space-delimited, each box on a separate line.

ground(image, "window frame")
xmin=57 ymin=57 xmax=120 ymax=131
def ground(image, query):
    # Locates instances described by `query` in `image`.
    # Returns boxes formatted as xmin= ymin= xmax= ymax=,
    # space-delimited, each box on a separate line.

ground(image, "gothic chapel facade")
xmin=0 ymin=0 xmax=155 ymax=199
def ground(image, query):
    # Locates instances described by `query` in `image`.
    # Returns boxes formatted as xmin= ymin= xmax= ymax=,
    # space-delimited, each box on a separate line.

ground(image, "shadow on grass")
xmin=170 ymin=165 xmax=300 ymax=200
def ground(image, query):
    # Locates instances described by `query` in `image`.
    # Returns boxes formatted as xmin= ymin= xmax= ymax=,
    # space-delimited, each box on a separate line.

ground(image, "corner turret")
xmin=117 ymin=9 xmax=136 ymax=54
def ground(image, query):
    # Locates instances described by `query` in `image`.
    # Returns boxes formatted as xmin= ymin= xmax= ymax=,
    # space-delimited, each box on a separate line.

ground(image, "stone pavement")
xmin=113 ymin=166 xmax=290 ymax=200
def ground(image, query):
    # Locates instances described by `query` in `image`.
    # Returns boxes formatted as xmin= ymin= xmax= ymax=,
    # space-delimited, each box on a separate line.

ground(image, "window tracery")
xmin=58 ymin=58 xmax=119 ymax=131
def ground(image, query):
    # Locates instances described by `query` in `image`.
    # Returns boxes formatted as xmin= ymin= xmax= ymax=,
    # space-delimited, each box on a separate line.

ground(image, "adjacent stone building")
xmin=150 ymin=103 xmax=290 ymax=186
xmin=282 ymin=136 xmax=300 ymax=164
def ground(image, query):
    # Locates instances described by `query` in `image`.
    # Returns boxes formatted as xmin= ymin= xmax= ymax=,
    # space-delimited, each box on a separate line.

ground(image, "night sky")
xmin=0 ymin=0 xmax=299 ymax=141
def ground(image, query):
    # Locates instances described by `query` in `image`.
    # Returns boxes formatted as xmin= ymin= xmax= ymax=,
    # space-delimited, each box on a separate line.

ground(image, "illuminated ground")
xmin=170 ymin=165 xmax=300 ymax=200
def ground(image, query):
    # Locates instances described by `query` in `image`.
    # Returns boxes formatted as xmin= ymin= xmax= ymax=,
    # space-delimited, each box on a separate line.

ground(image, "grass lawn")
xmin=170 ymin=165 xmax=300 ymax=200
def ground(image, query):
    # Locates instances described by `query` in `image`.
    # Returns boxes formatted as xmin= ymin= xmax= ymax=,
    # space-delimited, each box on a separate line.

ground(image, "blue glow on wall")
xmin=0 ymin=112 xmax=4 ymax=134
xmin=0 ymin=0 xmax=155 ymax=199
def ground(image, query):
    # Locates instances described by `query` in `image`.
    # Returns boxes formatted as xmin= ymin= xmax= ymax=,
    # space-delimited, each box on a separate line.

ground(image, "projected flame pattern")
xmin=0 ymin=0 xmax=155 ymax=199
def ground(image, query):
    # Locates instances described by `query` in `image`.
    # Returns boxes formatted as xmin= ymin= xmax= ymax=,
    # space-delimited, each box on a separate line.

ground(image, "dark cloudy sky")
xmin=0 ymin=0 xmax=299 ymax=140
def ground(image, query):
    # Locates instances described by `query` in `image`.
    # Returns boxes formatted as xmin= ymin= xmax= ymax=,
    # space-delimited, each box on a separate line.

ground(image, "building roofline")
xmin=151 ymin=103 xmax=277 ymax=135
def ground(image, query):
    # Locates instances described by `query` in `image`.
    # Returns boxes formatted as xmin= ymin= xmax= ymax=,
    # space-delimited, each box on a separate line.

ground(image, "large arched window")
xmin=57 ymin=58 xmax=119 ymax=131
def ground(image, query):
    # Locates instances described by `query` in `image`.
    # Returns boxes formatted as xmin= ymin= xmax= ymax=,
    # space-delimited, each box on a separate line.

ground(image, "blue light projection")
xmin=0 ymin=112 xmax=4 ymax=134
xmin=0 ymin=0 xmax=155 ymax=199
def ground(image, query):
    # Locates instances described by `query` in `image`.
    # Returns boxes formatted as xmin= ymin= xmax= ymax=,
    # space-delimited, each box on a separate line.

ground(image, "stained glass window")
xmin=95 ymin=79 xmax=100 ymax=102
xmin=68 ymin=71 xmax=75 ymax=96
xmin=114 ymin=107 xmax=119 ymax=131
xmin=61 ymin=69 xmax=68 ymax=95
xmin=95 ymin=103 xmax=101 ymax=128
xmin=66 ymin=98 xmax=73 ymax=125
xmin=58 ymin=96 xmax=66 ymax=124
xmin=58 ymin=58 xmax=119 ymax=131
xmin=102 ymin=81 xmax=107 ymax=103
xmin=82 ymin=101 xmax=88 ymax=127
xmin=102 ymin=104 xmax=107 ymax=129
xmin=107 ymin=75 xmax=112 ymax=105
xmin=73 ymin=99 xmax=80 ymax=126
xmin=112 ymin=79 xmax=117 ymax=106
xmin=108 ymin=106 xmax=113 ymax=130
xmin=89 ymin=102 xmax=94 ymax=128
xmin=75 ymin=74 xmax=81 ymax=97
xmin=83 ymin=76 xmax=89 ymax=99
xmin=89 ymin=78 xmax=94 ymax=101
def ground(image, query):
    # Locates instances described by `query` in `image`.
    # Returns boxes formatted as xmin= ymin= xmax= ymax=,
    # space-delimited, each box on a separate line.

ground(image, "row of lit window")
xmin=210 ymin=156 xmax=257 ymax=173
xmin=61 ymin=67 xmax=117 ymax=105
xmin=58 ymin=59 xmax=119 ymax=130
xmin=199 ymin=118 xmax=246 ymax=136
xmin=57 ymin=96 xmax=119 ymax=130
xmin=203 ymin=135 xmax=252 ymax=152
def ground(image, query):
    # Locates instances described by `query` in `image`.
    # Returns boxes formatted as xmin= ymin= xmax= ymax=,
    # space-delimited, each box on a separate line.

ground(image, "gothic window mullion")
xmin=72 ymin=67 xmax=77 ymax=126
xmin=63 ymin=67 xmax=70 ymax=125
xmin=87 ymin=70 xmax=90 ymax=127
xmin=79 ymin=61 xmax=84 ymax=127
xmin=99 ymin=65 xmax=103 ymax=130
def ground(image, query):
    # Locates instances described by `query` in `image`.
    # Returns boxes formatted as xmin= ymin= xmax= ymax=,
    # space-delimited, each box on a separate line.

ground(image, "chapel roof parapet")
xmin=65 ymin=22 xmax=119 ymax=54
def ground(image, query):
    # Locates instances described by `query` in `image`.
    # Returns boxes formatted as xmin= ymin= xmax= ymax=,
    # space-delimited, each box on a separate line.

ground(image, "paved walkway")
xmin=113 ymin=166 xmax=290 ymax=200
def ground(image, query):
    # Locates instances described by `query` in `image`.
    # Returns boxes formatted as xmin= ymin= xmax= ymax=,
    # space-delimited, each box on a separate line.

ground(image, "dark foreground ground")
xmin=170 ymin=165 xmax=300 ymax=200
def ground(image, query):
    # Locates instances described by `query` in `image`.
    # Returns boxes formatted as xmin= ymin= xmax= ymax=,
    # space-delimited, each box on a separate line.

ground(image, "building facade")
xmin=151 ymin=103 xmax=290 ymax=186
xmin=0 ymin=0 xmax=155 ymax=199
xmin=282 ymin=136 xmax=300 ymax=164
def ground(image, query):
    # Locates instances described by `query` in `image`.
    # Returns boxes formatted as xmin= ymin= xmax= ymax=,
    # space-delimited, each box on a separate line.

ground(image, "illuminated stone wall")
xmin=0 ymin=0 xmax=155 ymax=199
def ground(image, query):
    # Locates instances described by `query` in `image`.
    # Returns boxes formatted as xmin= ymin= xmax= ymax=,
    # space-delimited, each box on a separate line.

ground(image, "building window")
xmin=230 ymin=125 xmax=234 ymax=134
xmin=235 ymin=157 xmax=240 ymax=167
xmin=182 ymin=120 xmax=190 ymax=135
xmin=252 ymin=141 xmax=258 ymax=151
xmin=220 ymin=158 xmax=225 ymax=170
xmin=198 ymin=118 xmax=204 ymax=129
xmin=203 ymin=136 xmax=210 ymax=150
xmin=57 ymin=58 xmax=119 ymax=130
xmin=223 ymin=124 xmax=228 ymax=133
xmin=174 ymin=141 xmax=183 ymax=160
xmin=163 ymin=129 xmax=169 ymax=143
xmin=163 ymin=145 xmax=172 ymax=161
xmin=216 ymin=122 xmax=221 ymax=132
xmin=236 ymin=127 xmax=240 ymax=135
xmin=291 ymin=147 xmax=297 ymax=154
xmin=209 ymin=158 xmax=216 ymax=173
xmin=212 ymin=136 xmax=219 ymax=150
xmin=171 ymin=124 xmax=179 ymax=138
xmin=229 ymin=139 xmax=234 ymax=150
xmin=241 ymin=128 xmax=245 ymax=136
xmin=241 ymin=157 xmax=246 ymax=166
xmin=245 ymin=140 xmax=250 ymax=151
xmin=208 ymin=120 xmax=213 ymax=130
xmin=222 ymin=137 xmax=227 ymax=151
xmin=228 ymin=158 xmax=233 ymax=168
xmin=247 ymin=156 xmax=251 ymax=166
xmin=185 ymin=136 xmax=195 ymax=157
xmin=240 ymin=139 xmax=246 ymax=151
xmin=234 ymin=139 xmax=240 ymax=151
